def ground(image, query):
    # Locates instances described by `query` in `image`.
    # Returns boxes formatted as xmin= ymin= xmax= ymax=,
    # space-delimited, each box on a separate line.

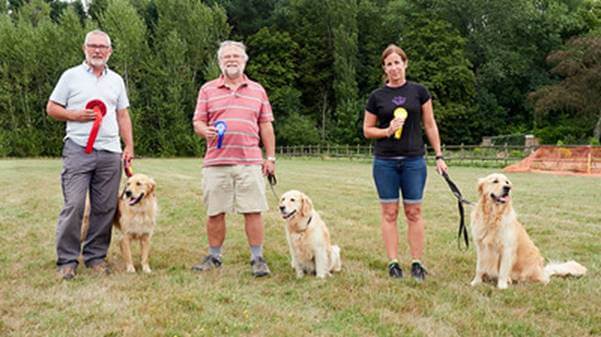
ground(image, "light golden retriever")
xmin=279 ymin=190 xmax=341 ymax=278
xmin=470 ymin=173 xmax=586 ymax=289
xmin=82 ymin=173 xmax=158 ymax=273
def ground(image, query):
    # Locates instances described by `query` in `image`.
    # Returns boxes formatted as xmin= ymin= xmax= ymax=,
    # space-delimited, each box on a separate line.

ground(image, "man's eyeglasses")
xmin=86 ymin=44 xmax=110 ymax=51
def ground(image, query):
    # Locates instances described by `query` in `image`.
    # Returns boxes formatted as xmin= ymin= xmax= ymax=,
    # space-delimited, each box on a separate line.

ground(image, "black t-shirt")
xmin=365 ymin=81 xmax=431 ymax=157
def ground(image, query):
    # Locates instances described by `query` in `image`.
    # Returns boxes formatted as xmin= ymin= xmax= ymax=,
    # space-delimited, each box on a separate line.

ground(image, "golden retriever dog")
xmin=279 ymin=190 xmax=341 ymax=278
xmin=470 ymin=173 xmax=586 ymax=289
xmin=82 ymin=174 xmax=158 ymax=273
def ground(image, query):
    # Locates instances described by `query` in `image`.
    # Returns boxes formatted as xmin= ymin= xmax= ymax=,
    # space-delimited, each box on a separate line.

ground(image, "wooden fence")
xmin=276 ymin=143 xmax=536 ymax=167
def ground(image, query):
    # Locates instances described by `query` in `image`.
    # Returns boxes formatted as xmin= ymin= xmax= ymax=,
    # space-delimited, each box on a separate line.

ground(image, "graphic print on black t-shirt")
xmin=365 ymin=81 xmax=431 ymax=157
xmin=392 ymin=96 xmax=406 ymax=106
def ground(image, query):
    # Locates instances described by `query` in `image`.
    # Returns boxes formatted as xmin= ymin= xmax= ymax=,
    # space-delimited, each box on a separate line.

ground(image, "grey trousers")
xmin=56 ymin=139 xmax=121 ymax=268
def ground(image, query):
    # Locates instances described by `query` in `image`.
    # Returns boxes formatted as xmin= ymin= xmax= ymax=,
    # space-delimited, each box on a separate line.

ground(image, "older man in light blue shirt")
xmin=47 ymin=29 xmax=134 ymax=280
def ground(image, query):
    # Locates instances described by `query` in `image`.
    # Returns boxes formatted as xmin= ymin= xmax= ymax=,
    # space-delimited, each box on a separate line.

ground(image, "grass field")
xmin=0 ymin=158 xmax=599 ymax=337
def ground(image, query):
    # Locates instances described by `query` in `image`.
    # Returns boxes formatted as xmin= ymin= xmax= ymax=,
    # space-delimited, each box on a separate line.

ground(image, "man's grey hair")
xmin=217 ymin=40 xmax=248 ymax=62
xmin=85 ymin=30 xmax=112 ymax=47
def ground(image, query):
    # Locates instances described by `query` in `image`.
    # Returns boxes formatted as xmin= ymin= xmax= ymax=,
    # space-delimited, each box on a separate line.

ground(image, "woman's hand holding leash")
xmin=435 ymin=155 xmax=448 ymax=175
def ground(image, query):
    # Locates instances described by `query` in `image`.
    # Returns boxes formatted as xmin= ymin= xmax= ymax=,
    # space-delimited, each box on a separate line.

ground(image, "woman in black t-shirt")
xmin=363 ymin=44 xmax=448 ymax=281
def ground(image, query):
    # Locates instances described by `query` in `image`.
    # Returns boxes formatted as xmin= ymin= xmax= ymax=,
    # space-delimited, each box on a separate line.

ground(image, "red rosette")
xmin=84 ymin=99 xmax=107 ymax=154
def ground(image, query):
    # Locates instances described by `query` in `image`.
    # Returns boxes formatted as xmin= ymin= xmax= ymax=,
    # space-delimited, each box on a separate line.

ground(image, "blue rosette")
xmin=214 ymin=120 xmax=227 ymax=149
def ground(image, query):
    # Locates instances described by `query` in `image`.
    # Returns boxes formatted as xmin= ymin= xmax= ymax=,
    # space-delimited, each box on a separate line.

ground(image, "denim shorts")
xmin=372 ymin=156 xmax=427 ymax=204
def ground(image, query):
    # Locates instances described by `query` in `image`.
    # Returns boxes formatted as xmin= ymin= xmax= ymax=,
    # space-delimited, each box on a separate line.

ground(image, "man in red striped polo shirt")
xmin=192 ymin=40 xmax=276 ymax=277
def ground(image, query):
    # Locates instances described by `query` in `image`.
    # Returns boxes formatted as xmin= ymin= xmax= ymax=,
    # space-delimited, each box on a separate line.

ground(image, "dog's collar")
xmin=302 ymin=215 xmax=313 ymax=231
xmin=295 ymin=215 xmax=313 ymax=233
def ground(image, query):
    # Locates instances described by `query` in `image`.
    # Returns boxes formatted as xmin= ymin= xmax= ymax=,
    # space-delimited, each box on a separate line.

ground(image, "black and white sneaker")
xmin=411 ymin=261 xmax=428 ymax=282
xmin=250 ymin=257 xmax=271 ymax=277
xmin=388 ymin=261 xmax=403 ymax=279
xmin=191 ymin=255 xmax=222 ymax=272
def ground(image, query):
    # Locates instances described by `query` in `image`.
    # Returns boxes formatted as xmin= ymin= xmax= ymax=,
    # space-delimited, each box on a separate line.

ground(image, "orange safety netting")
xmin=504 ymin=146 xmax=601 ymax=176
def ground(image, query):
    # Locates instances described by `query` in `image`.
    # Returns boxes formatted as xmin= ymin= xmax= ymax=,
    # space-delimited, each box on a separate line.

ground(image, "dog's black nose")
xmin=279 ymin=205 xmax=285 ymax=211
xmin=125 ymin=190 xmax=132 ymax=198
xmin=503 ymin=185 xmax=511 ymax=193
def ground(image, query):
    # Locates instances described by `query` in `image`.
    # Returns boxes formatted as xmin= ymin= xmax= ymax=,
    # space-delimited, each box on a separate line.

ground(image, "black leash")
xmin=440 ymin=171 xmax=473 ymax=250
xmin=267 ymin=173 xmax=279 ymax=200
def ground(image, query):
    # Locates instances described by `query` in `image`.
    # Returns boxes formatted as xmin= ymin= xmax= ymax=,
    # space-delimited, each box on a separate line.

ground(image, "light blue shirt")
xmin=49 ymin=62 xmax=129 ymax=153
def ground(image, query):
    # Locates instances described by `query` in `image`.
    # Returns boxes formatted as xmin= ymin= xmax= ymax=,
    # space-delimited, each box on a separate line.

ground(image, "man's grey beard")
xmin=85 ymin=53 xmax=109 ymax=68
xmin=221 ymin=64 xmax=245 ymax=79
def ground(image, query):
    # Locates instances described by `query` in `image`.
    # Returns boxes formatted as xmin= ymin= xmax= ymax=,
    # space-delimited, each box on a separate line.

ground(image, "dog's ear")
xmin=477 ymin=177 xmax=485 ymax=195
xmin=148 ymin=178 xmax=156 ymax=196
xmin=300 ymin=193 xmax=313 ymax=217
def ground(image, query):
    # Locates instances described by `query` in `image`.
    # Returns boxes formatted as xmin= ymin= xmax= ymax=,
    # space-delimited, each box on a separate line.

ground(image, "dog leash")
xmin=440 ymin=171 xmax=473 ymax=250
xmin=267 ymin=173 xmax=279 ymax=200
xmin=124 ymin=157 xmax=134 ymax=178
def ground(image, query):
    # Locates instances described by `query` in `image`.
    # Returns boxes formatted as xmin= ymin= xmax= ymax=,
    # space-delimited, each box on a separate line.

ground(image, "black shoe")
xmin=388 ymin=261 xmax=403 ymax=279
xmin=411 ymin=261 xmax=428 ymax=282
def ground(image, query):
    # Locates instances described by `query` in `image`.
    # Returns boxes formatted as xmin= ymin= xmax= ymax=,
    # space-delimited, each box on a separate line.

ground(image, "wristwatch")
xmin=266 ymin=156 xmax=276 ymax=162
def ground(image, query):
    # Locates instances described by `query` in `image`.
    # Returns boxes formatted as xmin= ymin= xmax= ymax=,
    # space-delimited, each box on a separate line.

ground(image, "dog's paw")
xmin=126 ymin=265 xmax=136 ymax=273
xmin=142 ymin=265 xmax=152 ymax=273
xmin=497 ymin=280 xmax=509 ymax=289
xmin=295 ymin=270 xmax=305 ymax=278
xmin=316 ymin=272 xmax=331 ymax=279
xmin=470 ymin=277 xmax=482 ymax=287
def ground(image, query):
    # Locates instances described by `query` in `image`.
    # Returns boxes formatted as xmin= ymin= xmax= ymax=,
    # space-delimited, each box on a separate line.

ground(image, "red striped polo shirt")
xmin=193 ymin=75 xmax=273 ymax=167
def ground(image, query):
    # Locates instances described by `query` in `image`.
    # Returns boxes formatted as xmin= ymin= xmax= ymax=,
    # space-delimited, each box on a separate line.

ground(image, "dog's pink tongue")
xmin=500 ymin=195 xmax=511 ymax=202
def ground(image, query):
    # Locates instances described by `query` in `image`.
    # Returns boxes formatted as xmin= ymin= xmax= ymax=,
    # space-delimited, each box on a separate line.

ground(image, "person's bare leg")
xmin=207 ymin=213 xmax=226 ymax=247
xmin=404 ymin=203 xmax=424 ymax=260
xmin=380 ymin=202 xmax=400 ymax=260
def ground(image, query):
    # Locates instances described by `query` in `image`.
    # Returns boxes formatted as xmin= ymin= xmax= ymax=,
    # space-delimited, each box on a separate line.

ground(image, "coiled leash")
xmin=440 ymin=171 xmax=473 ymax=250
xmin=124 ymin=157 xmax=134 ymax=178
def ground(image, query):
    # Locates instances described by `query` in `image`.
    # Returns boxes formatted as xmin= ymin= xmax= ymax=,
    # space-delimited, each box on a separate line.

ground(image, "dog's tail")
xmin=544 ymin=260 xmax=587 ymax=279
xmin=331 ymin=245 xmax=342 ymax=272
xmin=80 ymin=194 xmax=91 ymax=243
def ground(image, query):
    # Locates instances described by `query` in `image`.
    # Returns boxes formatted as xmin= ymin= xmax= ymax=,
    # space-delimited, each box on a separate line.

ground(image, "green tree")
xmin=210 ymin=0 xmax=278 ymax=38
xmin=98 ymin=0 xmax=148 ymax=100
xmin=330 ymin=0 xmax=362 ymax=144
xmin=388 ymin=1 xmax=477 ymax=144
xmin=153 ymin=0 xmax=229 ymax=86
xmin=139 ymin=30 xmax=200 ymax=156
xmin=273 ymin=0 xmax=336 ymax=138
xmin=87 ymin=0 xmax=109 ymax=22
xmin=0 ymin=1 xmax=87 ymax=156
xmin=132 ymin=0 xmax=230 ymax=156
xmin=245 ymin=27 xmax=305 ymax=146
xmin=434 ymin=0 xmax=575 ymax=140
xmin=529 ymin=35 xmax=601 ymax=143
xmin=356 ymin=0 xmax=391 ymax=97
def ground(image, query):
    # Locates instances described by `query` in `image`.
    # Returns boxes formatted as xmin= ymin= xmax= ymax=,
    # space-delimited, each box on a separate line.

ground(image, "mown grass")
xmin=0 ymin=158 xmax=599 ymax=337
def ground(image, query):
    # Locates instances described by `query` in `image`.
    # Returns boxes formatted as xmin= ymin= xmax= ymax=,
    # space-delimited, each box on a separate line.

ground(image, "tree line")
xmin=0 ymin=0 xmax=599 ymax=157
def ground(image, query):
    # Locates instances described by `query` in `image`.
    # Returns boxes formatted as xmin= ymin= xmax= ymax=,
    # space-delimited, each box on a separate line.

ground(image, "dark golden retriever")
xmin=82 ymin=174 xmax=158 ymax=273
